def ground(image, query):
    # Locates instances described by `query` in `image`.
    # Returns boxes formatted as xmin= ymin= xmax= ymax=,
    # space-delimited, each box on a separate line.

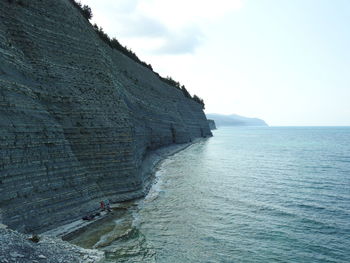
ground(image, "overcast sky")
xmin=80 ymin=0 xmax=350 ymax=126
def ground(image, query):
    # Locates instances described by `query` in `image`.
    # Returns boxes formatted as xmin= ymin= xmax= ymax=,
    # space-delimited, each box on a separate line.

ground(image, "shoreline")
xmin=0 ymin=140 xmax=205 ymax=263
xmin=34 ymin=138 xmax=206 ymax=261
xmin=43 ymin=139 xmax=200 ymax=240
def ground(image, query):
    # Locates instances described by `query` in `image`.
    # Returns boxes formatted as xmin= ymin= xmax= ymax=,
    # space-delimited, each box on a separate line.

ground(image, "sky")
xmin=79 ymin=0 xmax=350 ymax=126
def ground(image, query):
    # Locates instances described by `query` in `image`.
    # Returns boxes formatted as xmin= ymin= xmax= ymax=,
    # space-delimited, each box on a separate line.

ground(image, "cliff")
xmin=0 ymin=0 xmax=211 ymax=233
xmin=207 ymin=119 xmax=216 ymax=130
xmin=206 ymin=113 xmax=268 ymax=127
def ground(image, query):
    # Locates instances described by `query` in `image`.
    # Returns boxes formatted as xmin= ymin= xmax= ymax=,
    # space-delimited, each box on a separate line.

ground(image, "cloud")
xmin=155 ymin=26 xmax=204 ymax=54
xmin=138 ymin=0 xmax=244 ymax=25
xmin=112 ymin=0 xmax=139 ymax=13
xmin=81 ymin=0 xmax=244 ymax=55
xmin=102 ymin=5 xmax=204 ymax=54
xmin=118 ymin=15 xmax=168 ymax=38
xmin=116 ymin=13 xmax=204 ymax=54
xmin=83 ymin=0 xmax=139 ymax=14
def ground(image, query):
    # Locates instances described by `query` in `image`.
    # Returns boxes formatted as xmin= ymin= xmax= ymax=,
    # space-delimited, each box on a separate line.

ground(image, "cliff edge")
xmin=0 ymin=0 xmax=211 ymax=233
xmin=207 ymin=119 xmax=217 ymax=130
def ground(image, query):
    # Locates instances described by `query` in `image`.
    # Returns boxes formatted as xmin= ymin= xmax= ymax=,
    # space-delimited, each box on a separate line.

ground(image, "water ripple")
xmin=93 ymin=127 xmax=350 ymax=262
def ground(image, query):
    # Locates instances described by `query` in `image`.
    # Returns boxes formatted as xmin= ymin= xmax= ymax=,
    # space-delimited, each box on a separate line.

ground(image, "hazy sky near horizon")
xmin=80 ymin=0 xmax=350 ymax=126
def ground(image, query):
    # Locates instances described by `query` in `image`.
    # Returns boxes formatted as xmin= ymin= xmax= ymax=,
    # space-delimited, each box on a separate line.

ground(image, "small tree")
xmin=181 ymin=85 xmax=191 ymax=98
xmin=69 ymin=0 xmax=92 ymax=20
xmin=192 ymin=94 xmax=205 ymax=109
xmin=82 ymin=5 xmax=92 ymax=20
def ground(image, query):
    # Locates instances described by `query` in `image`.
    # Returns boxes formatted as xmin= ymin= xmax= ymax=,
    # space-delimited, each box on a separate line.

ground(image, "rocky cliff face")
xmin=207 ymin=119 xmax=217 ymax=130
xmin=0 ymin=0 xmax=211 ymax=233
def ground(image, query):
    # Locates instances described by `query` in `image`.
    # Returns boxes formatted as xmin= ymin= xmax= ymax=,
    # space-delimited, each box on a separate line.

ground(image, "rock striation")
xmin=0 ymin=0 xmax=211 ymax=233
xmin=207 ymin=119 xmax=216 ymax=130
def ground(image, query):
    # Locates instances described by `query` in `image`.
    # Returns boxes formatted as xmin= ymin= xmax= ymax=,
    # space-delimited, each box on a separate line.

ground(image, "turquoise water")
xmin=102 ymin=127 xmax=350 ymax=262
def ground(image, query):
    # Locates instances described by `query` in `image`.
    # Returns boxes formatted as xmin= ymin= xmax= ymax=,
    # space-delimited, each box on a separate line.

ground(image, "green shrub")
xmin=29 ymin=234 xmax=40 ymax=243
xmin=69 ymin=0 xmax=92 ymax=20
xmin=192 ymin=95 xmax=205 ymax=109
xmin=92 ymin=25 xmax=153 ymax=71
xmin=181 ymin=85 xmax=191 ymax=98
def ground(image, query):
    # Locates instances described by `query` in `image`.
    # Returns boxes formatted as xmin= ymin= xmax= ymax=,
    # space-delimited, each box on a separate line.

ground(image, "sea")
xmin=71 ymin=127 xmax=350 ymax=263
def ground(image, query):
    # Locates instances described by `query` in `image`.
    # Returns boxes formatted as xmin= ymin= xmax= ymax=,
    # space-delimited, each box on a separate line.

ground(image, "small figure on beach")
xmin=100 ymin=200 xmax=105 ymax=211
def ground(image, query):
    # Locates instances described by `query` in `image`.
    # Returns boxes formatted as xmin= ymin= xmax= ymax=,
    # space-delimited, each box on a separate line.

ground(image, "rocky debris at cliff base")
xmin=0 ymin=227 xmax=104 ymax=263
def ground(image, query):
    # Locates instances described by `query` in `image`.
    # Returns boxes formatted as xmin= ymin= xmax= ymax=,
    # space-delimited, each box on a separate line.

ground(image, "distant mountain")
xmin=206 ymin=113 xmax=268 ymax=127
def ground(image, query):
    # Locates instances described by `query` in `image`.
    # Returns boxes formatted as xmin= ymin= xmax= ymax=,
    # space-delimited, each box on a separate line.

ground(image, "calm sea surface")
xmin=77 ymin=127 xmax=350 ymax=262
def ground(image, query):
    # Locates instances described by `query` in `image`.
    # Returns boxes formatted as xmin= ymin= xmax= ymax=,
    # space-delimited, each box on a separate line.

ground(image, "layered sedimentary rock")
xmin=207 ymin=119 xmax=216 ymax=130
xmin=0 ymin=0 xmax=211 ymax=233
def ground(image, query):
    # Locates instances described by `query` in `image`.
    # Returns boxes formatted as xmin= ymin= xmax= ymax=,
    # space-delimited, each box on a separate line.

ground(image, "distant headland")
xmin=206 ymin=113 xmax=268 ymax=127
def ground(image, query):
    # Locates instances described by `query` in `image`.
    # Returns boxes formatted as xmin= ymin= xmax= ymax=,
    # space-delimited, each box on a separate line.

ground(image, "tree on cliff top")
xmin=69 ymin=0 xmax=92 ymax=20
xmin=181 ymin=85 xmax=191 ymax=99
xmin=81 ymin=5 xmax=92 ymax=20
xmin=192 ymin=95 xmax=205 ymax=109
